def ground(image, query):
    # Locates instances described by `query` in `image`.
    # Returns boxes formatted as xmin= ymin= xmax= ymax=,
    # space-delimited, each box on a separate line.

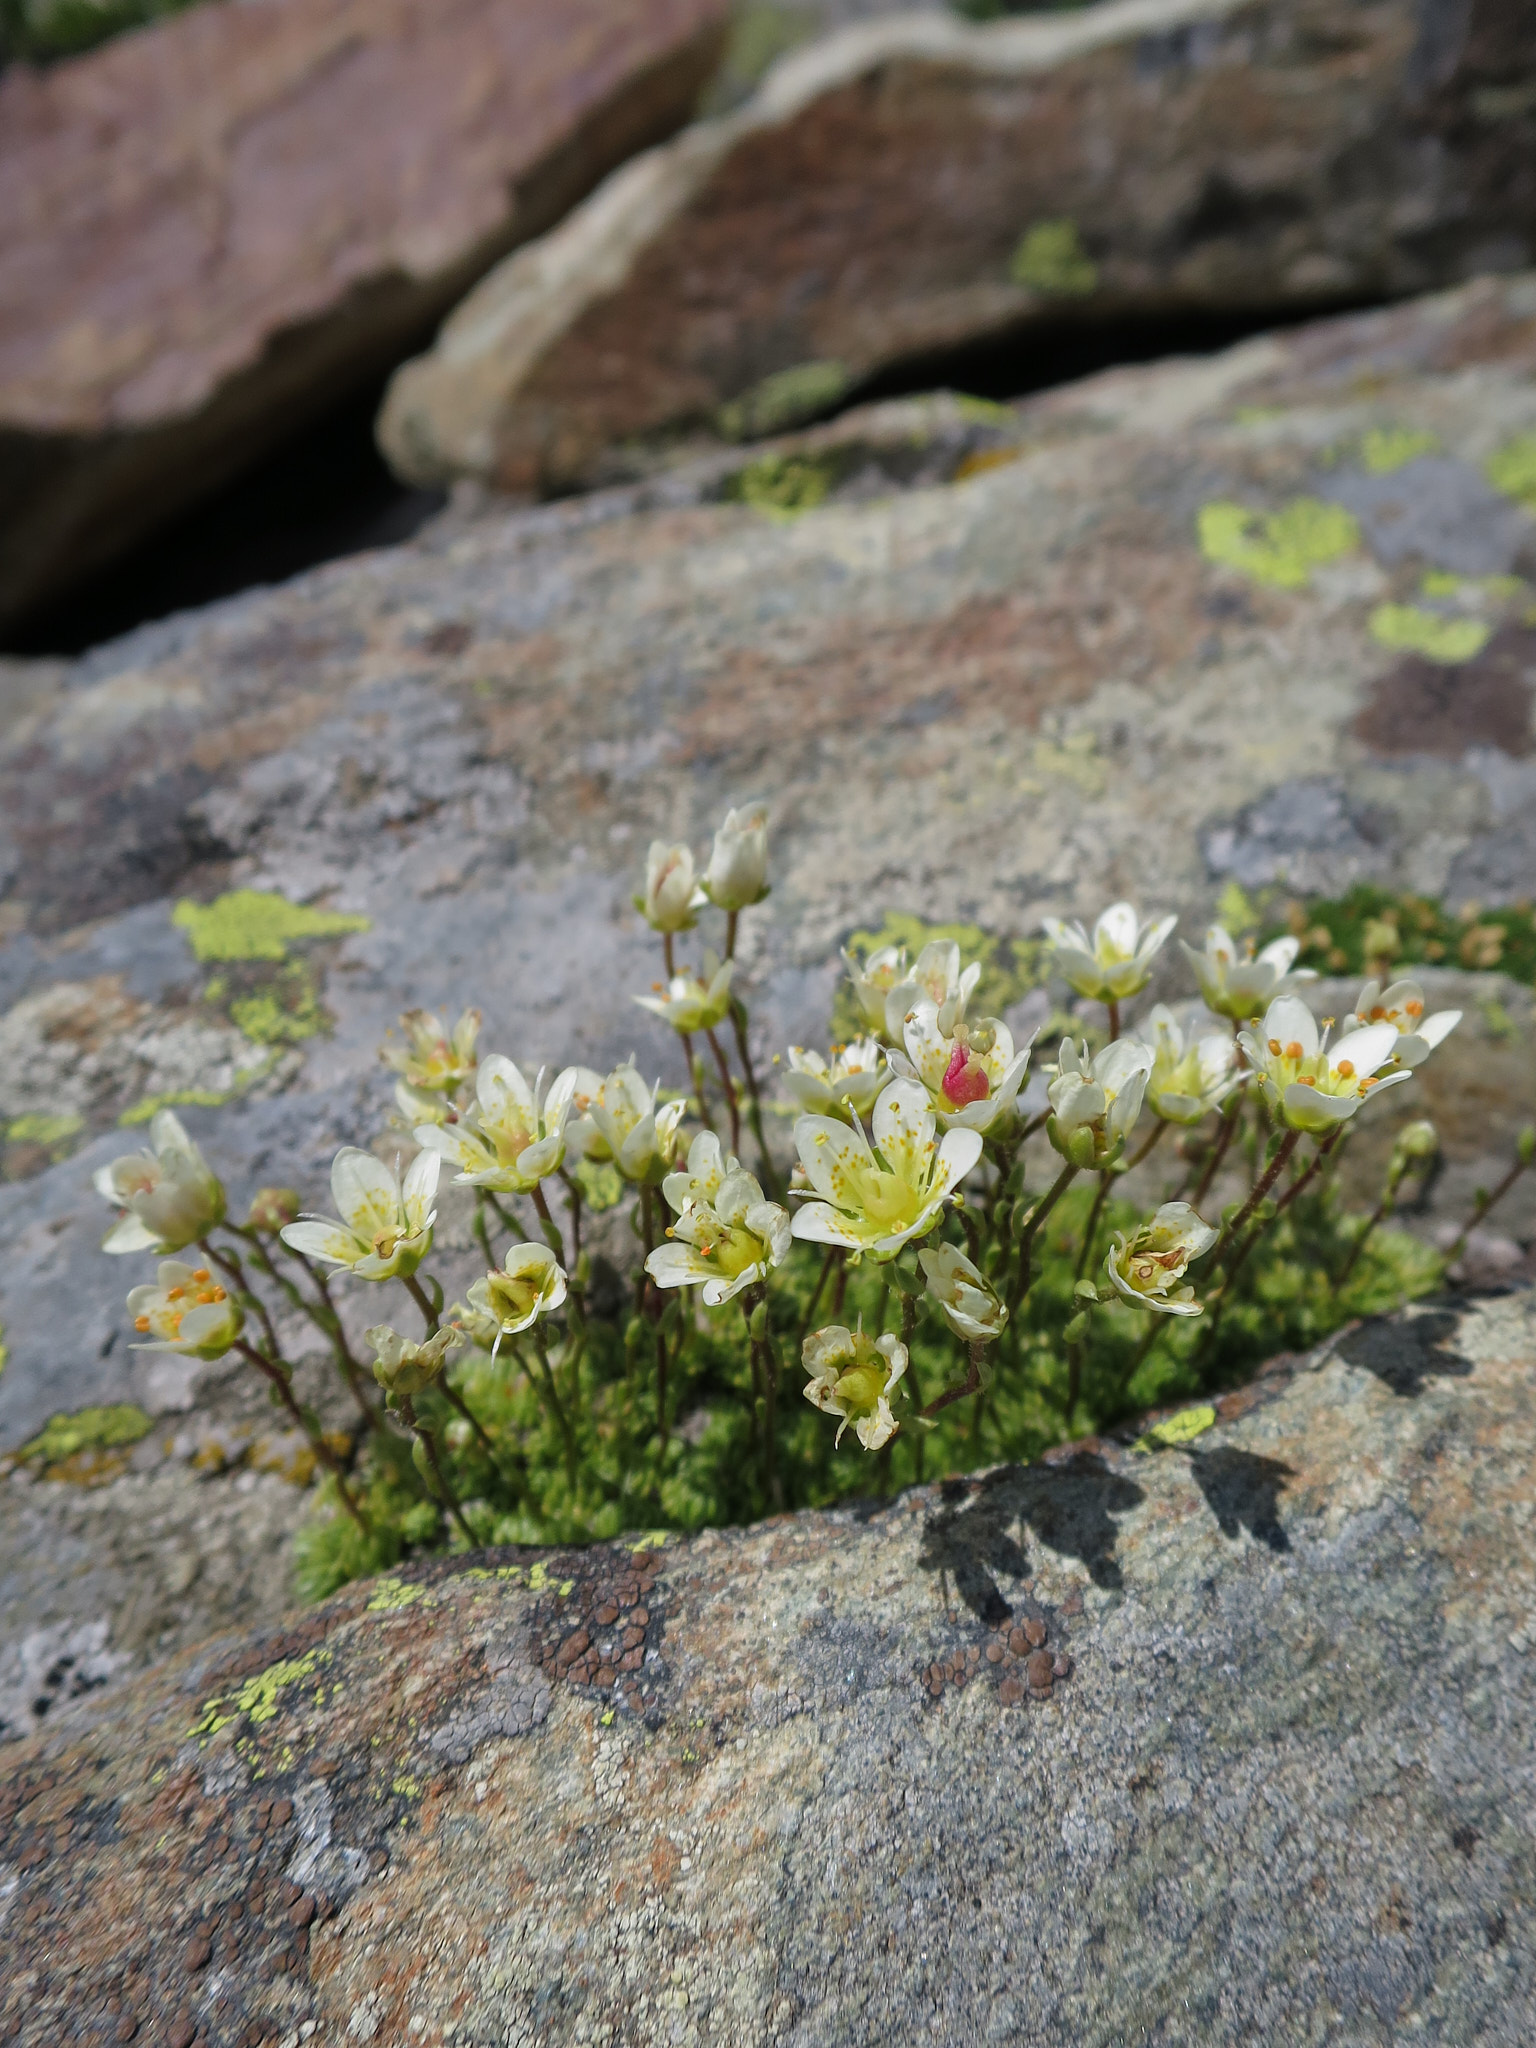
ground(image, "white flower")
xmin=1135 ymin=1004 xmax=1242 ymax=1125
xmin=280 ymin=1148 xmax=440 ymax=1280
xmin=466 ymin=1242 xmax=568 ymax=1347
xmin=1104 ymin=1203 xmax=1218 ymax=1316
xmin=701 ymin=802 xmax=770 ymax=911
xmin=580 ymin=1061 xmax=686 ymax=1185
xmin=365 ymin=1322 xmax=460 ymax=1399
xmin=782 ymin=1039 xmax=887 ymax=1121
xmin=918 ymin=1243 xmax=1008 ymax=1343
xmin=636 ymin=840 xmax=704 ymax=934
xmin=840 ymin=943 xmax=910 ymax=1041
xmin=1181 ymin=925 xmax=1314 ymax=1022
xmin=647 ymin=1166 xmax=791 ymax=1306
xmin=633 ymin=954 xmax=734 ymax=1034
xmin=801 ymin=1324 xmax=908 ymax=1450
xmin=1238 ymin=995 xmax=1411 ymax=1135
xmin=381 ymin=1007 xmax=481 ymax=1095
xmin=95 ymin=1110 xmax=227 ymax=1255
xmin=414 ymin=1056 xmax=568 ymax=1195
xmin=881 ymin=939 xmax=981 ymax=1047
xmin=1044 ymin=901 xmax=1176 ymax=1005
xmin=1344 ymin=979 xmax=1460 ymax=1069
xmin=127 ymin=1259 xmax=243 ymax=1358
xmin=896 ymin=996 xmax=1032 ymax=1135
xmin=791 ymin=1076 xmax=982 ymax=1258
xmin=662 ymin=1129 xmax=736 ymax=1217
xmin=1047 ymin=1038 xmax=1154 ymax=1167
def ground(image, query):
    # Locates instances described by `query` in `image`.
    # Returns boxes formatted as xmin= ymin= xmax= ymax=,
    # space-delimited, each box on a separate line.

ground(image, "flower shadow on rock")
xmin=918 ymin=1455 xmax=1146 ymax=1619
xmin=1336 ymin=1308 xmax=1472 ymax=1398
xmin=1186 ymin=1447 xmax=1295 ymax=1554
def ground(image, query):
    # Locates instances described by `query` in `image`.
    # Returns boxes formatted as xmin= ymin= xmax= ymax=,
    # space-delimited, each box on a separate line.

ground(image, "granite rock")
xmin=0 ymin=0 xmax=729 ymax=629
xmin=3 ymin=1288 xmax=1533 ymax=2044
xmin=378 ymin=0 xmax=1536 ymax=495
xmin=3 ymin=274 xmax=1536 ymax=1707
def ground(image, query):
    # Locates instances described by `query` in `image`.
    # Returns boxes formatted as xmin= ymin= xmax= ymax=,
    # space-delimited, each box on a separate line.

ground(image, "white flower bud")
xmin=701 ymin=803 xmax=769 ymax=912
xmin=637 ymin=841 xmax=702 ymax=934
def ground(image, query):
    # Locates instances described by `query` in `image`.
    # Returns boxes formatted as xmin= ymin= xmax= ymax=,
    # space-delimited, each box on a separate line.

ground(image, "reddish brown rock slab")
xmin=3 ymin=1292 xmax=1535 ymax=2044
xmin=379 ymin=0 xmax=1536 ymax=496
xmin=0 ymin=0 xmax=729 ymax=628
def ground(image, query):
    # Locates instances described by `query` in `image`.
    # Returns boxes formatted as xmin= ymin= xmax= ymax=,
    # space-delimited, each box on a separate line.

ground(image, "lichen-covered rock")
xmin=0 ymin=0 xmax=729 ymax=628
xmin=4 ymin=1290 xmax=1534 ymax=2044
xmin=3 ymin=274 xmax=1536 ymax=1708
xmin=378 ymin=0 xmax=1536 ymax=495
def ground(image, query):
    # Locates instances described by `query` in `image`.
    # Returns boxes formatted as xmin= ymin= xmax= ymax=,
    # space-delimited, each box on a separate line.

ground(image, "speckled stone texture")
xmin=378 ymin=0 xmax=1536 ymax=495
xmin=3 ymin=1289 xmax=1533 ymax=2045
xmin=0 ymin=0 xmax=729 ymax=628
xmin=2 ymin=273 xmax=1536 ymax=1728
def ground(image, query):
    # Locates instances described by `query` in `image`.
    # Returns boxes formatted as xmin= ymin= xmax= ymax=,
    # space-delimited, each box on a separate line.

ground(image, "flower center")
xmin=942 ymin=1044 xmax=991 ymax=1108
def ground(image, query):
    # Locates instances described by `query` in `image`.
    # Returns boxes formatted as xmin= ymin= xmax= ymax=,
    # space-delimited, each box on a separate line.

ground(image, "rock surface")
xmin=379 ymin=0 xmax=1536 ymax=495
xmin=3 ymin=273 xmax=1536 ymax=1711
xmin=4 ymin=1288 xmax=1534 ymax=2044
xmin=0 ymin=0 xmax=729 ymax=629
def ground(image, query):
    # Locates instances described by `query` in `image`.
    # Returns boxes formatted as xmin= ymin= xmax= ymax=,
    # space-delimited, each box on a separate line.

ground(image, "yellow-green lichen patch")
xmin=1486 ymin=433 xmax=1536 ymax=509
xmin=391 ymin=1775 xmax=421 ymax=1799
xmin=228 ymin=961 xmax=327 ymax=1045
xmin=366 ymin=1576 xmax=429 ymax=1613
xmin=1197 ymin=498 xmax=1360 ymax=590
xmin=1134 ymin=1404 xmax=1217 ymax=1453
xmin=189 ymin=1647 xmax=329 ymax=1741
xmin=1421 ymin=570 xmax=1523 ymax=600
xmin=18 ymin=1404 xmax=153 ymax=1469
xmin=526 ymin=1561 xmax=575 ymax=1594
xmin=572 ymin=1158 xmax=625 ymax=1212
xmin=1368 ymin=604 xmax=1492 ymax=664
xmin=722 ymin=451 xmax=839 ymax=519
xmin=954 ymin=394 xmax=1017 ymax=427
xmin=1360 ymin=427 xmax=1438 ymax=474
xmin=172 ymin=889 xmax=370 ymax=964
xmin=1009 ymin=219 xmax=1097 ymax=297
xmin=118 ymin=1058 xmax=277 ymax=1124
xmin=716 ymin=361 xmax=851 ymax=442
xmin=7 ymin=1111 xmax=83 ymax=1150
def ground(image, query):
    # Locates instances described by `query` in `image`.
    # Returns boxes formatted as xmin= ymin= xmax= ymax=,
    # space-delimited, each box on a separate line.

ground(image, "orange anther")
xmin=1268 ymin=1039 xmax=1282 ymax=1057
xmin=193 ymin=1268 xmax=211 ymax=1283
xmin=167 ymin=1287 xmax=185 ymax=1302
xmin=134 ymin=1315 xmax=151 ymax=1333
xmin=1335 ymin=1060 xmax=1355 ymax=1079
xmin=1284 ymin=1042 xmax=1304 ymax=1061
xmin=1405 ymin=1001 xmax=1423 ymax=1019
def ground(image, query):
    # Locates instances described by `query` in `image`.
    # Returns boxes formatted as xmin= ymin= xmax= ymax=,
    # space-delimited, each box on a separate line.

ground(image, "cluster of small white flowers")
xmin=91 ymin=811 xmax=1470 ymax=1558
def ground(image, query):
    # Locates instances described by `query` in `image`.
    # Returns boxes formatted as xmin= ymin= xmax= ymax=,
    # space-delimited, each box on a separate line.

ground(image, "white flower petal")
xmin=280 ymin=1218 xmax=365 ymax=1266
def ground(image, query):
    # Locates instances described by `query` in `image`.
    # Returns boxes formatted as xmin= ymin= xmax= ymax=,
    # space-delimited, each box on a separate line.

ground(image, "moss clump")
xmin=1198 ymin=498 xmax=1360 ymax=590
xmin=0 ymin=0 xmax=205 ymax=64
xmin=18 ymin=1404 xmax=152 ymax=1466
xmin=717 ymin=362 xmax=852 ymax=443
xmin=173 ymin=890 xmax=369 ymax=964
xmin=1267 ymin=884 xmax=1536 ymax=984
xmin=1009 ymin=220 xmax=1098 ymax=297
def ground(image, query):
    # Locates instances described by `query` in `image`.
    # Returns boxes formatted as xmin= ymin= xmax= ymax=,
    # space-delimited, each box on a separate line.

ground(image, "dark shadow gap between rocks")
xmin=3 ymin=373 xmax=446 ymax=659
xmin=4 ymin=295 xmax=1389 ymax=661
